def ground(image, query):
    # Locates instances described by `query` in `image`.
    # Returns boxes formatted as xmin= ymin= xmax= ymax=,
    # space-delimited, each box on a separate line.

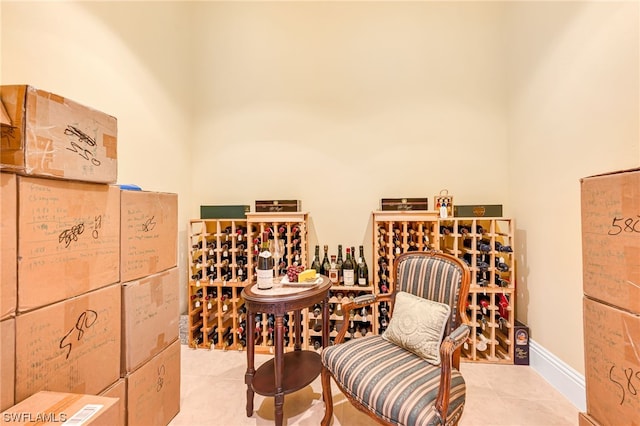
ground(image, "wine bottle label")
xmin=195 ymin=301 xmax=200 ymax=308
xmin=358 ymin=277 xmax=367 ymax=286
xmin=329 ymin=268 xmax=339 ymax=284
xmin=208 ymin=302 xmax=212 ymax=309
xmin=343 ymin=270 xmax=355 ymax=286
xmin=256 ymin=268 xmax=273 ymax=289
xmin=196 ymin=280 xmax=201 ymax=287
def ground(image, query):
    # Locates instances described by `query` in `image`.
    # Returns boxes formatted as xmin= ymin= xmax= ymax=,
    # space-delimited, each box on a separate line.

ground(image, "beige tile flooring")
xmin=169 ymin=344 xmax=579 ymax=426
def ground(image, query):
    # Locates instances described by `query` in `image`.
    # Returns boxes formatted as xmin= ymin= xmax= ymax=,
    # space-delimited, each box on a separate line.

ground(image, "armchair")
xmin=321 ymin=251 xmax=471 ymax=426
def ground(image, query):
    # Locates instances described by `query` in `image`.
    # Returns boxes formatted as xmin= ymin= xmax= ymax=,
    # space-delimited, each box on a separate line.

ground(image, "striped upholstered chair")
xmin=321 ymin=251 xmax=471 ymax=426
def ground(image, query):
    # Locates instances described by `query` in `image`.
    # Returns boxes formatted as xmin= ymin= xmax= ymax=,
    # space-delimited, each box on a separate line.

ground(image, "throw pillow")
xmin=382 ymin=291 xmax=451 ymax=365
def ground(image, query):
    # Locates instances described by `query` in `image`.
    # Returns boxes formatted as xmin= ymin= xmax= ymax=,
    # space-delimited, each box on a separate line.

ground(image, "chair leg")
xmin=320 ymin=366 xmax=334 ymax=426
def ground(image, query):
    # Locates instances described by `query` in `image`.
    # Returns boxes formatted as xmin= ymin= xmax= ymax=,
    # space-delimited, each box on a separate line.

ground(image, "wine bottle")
xmin=357 ymin=246 xmax=369 ymax=286
xmin=192 ymin=332 xmax=203 ymax=347
xmin=336 ymin=245 xmax=344 ymax=285
xmin=321 ymin=245 xmax=330 ymax=276
xmin=256 ymin=231 xmax=274 ymax=290
xmin=311 ymin=245 xmax=322 ymax=273
xmin=351 ymin=246 xmax=358 ymax=277
xmin=329 ymin=255 xmax=339 ymax=285
xmin=207 ymin=326 xmax=219 ymax=347
xmin=342 ymin=247 xmax=355 ymax=286
xmin=495 ymin=256 xmax=510 ymax=272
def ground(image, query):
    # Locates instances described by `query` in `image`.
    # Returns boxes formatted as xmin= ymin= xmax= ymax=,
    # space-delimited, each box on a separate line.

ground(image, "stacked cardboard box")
xmin=580 ymin=168 xmax=640 ymax=426
xmin=0 ymin=391 xmax=120 ymax=425
xmin=119 ymin=190 xmax=180 ymax=426
xmin=0 ymin=86 xmax=180 ymax=425
xmin=0 ymin=172 xmax=17 ymax=411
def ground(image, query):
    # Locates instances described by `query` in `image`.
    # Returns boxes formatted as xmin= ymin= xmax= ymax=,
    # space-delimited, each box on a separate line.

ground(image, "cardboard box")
xmin=1 ymin=391 xmax=119 ymax=426
xmin=0 ymin=85 xmax=117 ymax=183
xmin=200 ymin=204 xmax=249 ymax=219
xmin=17 ymin=176 xmax=120 ymax=312
xmin=0 ymin=318 xmax=15 ymax=411
xmin=126 ymin=339 xmax=180 ymax=426
xmin=581 ymin=168 xmax=640 ymax=313
xmin=380 ymin=198 xmax=429 ymax=211
xmin=255 ymin=200 xmax=301 ymax=213
xmin=579 ymin=412 xmax=600 ymax=426
xmin=15 ymin=284 xmax=121 ymax=403
xmin=122 ymin=268 xmax=179 ymax=375
xmin=100 ymin=379 xmax=126 ymax=426
xmin=0 ymin=99 xmax=10 ymax=126
xmin=1 ymin=172 xmax=17 ymax=319
xmin=120 ymin=190 xmax=177 ymax=282
xmin=513 ymin=320 xmax=530 ymax=365
xmin=583 ymin=297 xmax=640 ymax=425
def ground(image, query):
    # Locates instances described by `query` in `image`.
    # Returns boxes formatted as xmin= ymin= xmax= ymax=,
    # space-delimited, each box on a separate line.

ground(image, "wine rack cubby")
xmin=372 ymin=211 xmax=516 ymax=364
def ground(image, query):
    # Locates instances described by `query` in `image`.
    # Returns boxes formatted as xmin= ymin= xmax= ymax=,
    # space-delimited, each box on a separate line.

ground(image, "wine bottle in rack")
xmin=329 ymin=255 xmax=339 ymax=285
xmin=204 ymin=240 xmax=214 ymax=256
xmin=342 ymin=247 xmax=355 ymax=286
xmin=192 ymin=331 xmax=203 ymax=347
xmin=191 ymin=289 xmax=203 ymax=308
xmin=336 ymin=245 xmax=344 ymax=284
xmin=357 ymin=245 xmax=368 ymax=286
xmin=494 ymin=241 xmax=513 ymax=252
xmin=495 ymin=256 xmax=510 ymax=272
xmin=311 ymin=245 xmax=322 ymax=273
xmin=321 ymin=245 xmax=330 ymax=275
xmin=208 ymin=326 xmax=218 ymax=347
xmin=256 ymin=231 xmax=274 ymax=290
xmin=191 ymin=270 xmax=203 ymax=286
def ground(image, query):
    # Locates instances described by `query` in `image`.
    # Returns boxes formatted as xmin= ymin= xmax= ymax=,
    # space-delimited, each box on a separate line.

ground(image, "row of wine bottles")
xmin=308 ymin=245 xmax=370 ymax=286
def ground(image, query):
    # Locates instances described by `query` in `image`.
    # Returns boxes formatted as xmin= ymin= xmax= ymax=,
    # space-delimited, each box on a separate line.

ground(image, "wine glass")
xmin=269 ymin=237 xmax=285 ymax=277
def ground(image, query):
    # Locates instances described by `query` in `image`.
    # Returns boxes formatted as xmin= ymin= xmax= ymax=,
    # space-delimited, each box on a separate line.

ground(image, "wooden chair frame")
xmin=321 ymin=251 xmax=471 ymax=426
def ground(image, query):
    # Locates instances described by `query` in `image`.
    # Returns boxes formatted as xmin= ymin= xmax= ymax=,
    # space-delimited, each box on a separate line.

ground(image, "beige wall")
xmin=0 ymin=1 xmax=194 ymax=302
xmin=191 ymin=0 xmax=509 ymax=263
xmin=506 ymin=1 xmax=639 ymax=374
xmin=2 ymin=1 xmax=638 ymax=378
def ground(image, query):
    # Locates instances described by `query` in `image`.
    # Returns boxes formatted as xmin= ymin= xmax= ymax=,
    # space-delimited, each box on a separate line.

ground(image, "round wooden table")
xmin=242 ymin=276 xmax=331 ymax=426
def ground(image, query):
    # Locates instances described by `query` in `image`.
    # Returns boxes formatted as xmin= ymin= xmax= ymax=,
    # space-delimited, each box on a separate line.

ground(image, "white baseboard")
xmin=529 ymin=339 xmax=586 ymax=411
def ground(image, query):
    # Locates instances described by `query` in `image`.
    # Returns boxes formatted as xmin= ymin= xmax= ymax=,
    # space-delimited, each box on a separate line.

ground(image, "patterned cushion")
xmin=322 ymin=335 xmax=466 ymax=426
xmin=382 ymin=292 xmax=451 ymax=365
xmin=395 ymin=254 xmax=463 ymax=334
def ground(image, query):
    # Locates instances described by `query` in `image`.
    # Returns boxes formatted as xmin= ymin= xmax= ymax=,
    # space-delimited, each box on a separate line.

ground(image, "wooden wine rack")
xmin=187 ymin=219 xmax=250 ymax=351
xmin=186 ymin=213 xmax=313 ymax=353
xmin=372 ymin=211 xmax=516 ymax=364
xmin=246 ymin=212 xmax=311 ymax=354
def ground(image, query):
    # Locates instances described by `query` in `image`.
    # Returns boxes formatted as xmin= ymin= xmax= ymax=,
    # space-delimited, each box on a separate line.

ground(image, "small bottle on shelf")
xmin=342 ymin=247 xmax=355 ymax=286
xmin=336 ymin=245 xmax=344 ymax=285
xmin=311 ymin=245 xmax=322 ymax=273
xmin=321 ymin=245 xmax=331 ymax=276
xmin=357 ymin=246 xmax=368 ymax=286
xmin=329 ymin=255 xmax=339 ymax=285
xmin=256 ymin=231 xmax=274 ymax=290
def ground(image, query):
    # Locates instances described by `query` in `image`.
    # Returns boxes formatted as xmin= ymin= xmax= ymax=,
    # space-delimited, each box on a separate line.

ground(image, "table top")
xmin=241 ymin=275 xmax=331 ymax=314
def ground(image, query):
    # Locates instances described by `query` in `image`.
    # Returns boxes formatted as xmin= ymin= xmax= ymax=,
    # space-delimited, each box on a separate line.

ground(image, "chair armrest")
xmin=334 ymin=293 xmax=393 ymax=344
xmin=435 ymin=324 xmax=471 ymax=424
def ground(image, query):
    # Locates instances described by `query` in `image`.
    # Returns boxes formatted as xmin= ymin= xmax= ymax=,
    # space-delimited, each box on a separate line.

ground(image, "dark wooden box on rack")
xmin=255 ymin=200 xmax=301 ymax=212
xmin=200 ymin=205 xmax=250 ymax=219
xmin=454 ymin=204 xmax=503 ymax=217
xmin=380 ymin=198 xmax=429 ymax=211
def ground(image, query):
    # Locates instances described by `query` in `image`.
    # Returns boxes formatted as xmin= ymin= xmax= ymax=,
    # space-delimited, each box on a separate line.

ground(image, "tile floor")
xmin=169 ymin=344 xmax=580 ymax=426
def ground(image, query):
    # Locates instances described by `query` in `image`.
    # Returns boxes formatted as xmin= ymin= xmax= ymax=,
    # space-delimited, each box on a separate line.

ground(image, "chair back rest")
xmin=394 ymin=252 xmax=470 ymax=334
